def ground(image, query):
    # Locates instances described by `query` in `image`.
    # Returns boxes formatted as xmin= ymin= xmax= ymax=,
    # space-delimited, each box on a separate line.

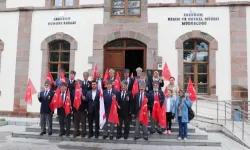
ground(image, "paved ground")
xmin=0 ymin=125 xmax=249 ymax=150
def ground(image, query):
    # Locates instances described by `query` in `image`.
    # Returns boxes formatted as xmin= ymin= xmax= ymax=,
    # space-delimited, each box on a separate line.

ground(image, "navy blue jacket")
xmin=133 ymin=92 xmax=149 ymax=116
xmin=148 ymin=90 xmax=165 ymax=111
xmin=38 ymin=90 xmax=55 ymax=114
xmin=117 ymin=90 xmax=133 ymax=117
xmin=103 ymin=89 xmax=118 ymax=115
xmin=86 ymin=90 xmax=100 ymax=114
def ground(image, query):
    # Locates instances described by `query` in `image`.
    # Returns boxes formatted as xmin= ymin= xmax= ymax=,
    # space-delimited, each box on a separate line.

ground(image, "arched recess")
xmin=40 ymin=32 xmax=78 ymax=89
xmin=88 ymin=27 xmax=162 ymax=74
xmin=0 ymin=39 xmax=4 ymax=72
xmin=175 ymin=30 xmax=218 ymax=97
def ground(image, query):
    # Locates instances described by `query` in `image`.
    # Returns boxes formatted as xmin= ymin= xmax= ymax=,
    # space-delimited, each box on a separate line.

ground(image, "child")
xmin=163 ymin=89 xmax=175 ymax=134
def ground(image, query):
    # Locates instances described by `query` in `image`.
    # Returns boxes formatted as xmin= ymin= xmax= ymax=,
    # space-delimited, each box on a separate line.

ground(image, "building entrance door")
xmin=104 ymin=39 xmax=146 ymax=78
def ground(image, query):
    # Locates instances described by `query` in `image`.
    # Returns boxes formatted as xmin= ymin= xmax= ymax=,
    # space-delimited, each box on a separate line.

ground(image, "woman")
xmin=163 ymin=89 xmax=175 ymax=135
xmin=168 ymin=77 xmax=179 ymax=99
xmin=174 ymin=89 xmax=192 ymax=141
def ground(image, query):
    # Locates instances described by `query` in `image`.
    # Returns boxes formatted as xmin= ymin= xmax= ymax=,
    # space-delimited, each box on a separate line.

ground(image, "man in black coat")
xmin=120 ymin=69 xmax=134 ymax=91
xmin=82 ymin=71 xmax=92 ymax=92
xmin=57 ymin=82 xmax=71 ymax=137
xmin=68 ymin=71 xmax=76 ymax=123
xmin=38 ymin=80 xmax=55 ymax=136
xmin=116 ymin=80 xmax=133 ymax=139
xmin=148 ymin=71 xmax=164 ymax=91
xmin=86 ymin=80 xmax=100 ymax=139
xmin=95 ymin=71 xmax=105 ymax=90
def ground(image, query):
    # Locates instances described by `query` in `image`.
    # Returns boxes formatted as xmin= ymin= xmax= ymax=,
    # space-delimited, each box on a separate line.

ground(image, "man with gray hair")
xmin=135 ymin=67 xmax=143 ymax=79
xmin=138 ymin=72 xmax=150 ymax=93
xmin=108 ymin=69 xmax=116 ymax=83
xmin=82 ymin=71 xmax=92 ymax=93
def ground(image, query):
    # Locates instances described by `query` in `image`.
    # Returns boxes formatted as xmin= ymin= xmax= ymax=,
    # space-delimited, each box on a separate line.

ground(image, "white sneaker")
xmin=183 ymin=138 xmax=187 ymax=141
xmin=177 ymin=137 xmax=182 ymax=141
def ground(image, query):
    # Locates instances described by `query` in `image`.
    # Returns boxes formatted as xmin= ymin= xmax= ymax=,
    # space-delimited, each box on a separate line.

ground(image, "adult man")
xmin=95 ymin=71 xmax=104 ymax=90
xmin=116 ymin=80 xmax=133 ymax=139
xmin=86 ymin=80 xmax=100 ymax=139
xmin=55 ymin=69 xmax=69 ymax=88
xmin=148 ymin=71 xmax=164 ymax=91
xmin=135 ymin=67 xmax=143 ymax=79
xmin=133 ymin=82 xmax=149 ymax=141
xmin=57 ymin=82 xmax=71 ymax=137
xmin=82 ymin=72 xmax=92 ymax=93
xmin=138 ymin=72 xmax=150 ymax=93
xmin=38 ymin=80 xmax=55 ymax=136
xmin=109 ymin=69 xmax=116 ymax=85
xmin=68 ymin=71 xmax=76 ymax=112
xmin=148 ymin=81 xmax=165 ymax=134
xmin=103 ymin=79 xmax=118 ymax=140
xmin=73 ymin=80 xmax=88 ymax=138
xmin=120 ymin=69 xmax=134 ymax=91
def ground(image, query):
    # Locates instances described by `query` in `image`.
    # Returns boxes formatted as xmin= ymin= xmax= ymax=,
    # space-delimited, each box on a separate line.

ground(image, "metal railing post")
xmin=225 ymin=102 xmax=226 ymax=125
xmin=217 ymin=101 xmax=219 ymax=123
xmin=242 ymin=111 xmax=244 ymax=140
xmin=196 ymin=99 xmax=198 ymax=119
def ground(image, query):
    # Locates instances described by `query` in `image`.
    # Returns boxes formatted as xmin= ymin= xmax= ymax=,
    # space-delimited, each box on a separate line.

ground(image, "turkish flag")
xmin=162 ymin=62 xmax=172 ymax=81
xmin=130 ymin=72 xmax=133 ymax=78
xmin=103 ymin=68 xmax=109 ymax=84
xmin=46 ymin=71 xmax=54 ymax=83
xmin=187 ymin=78 xmax=197 ymax=103
xmin=108 ymin=96 xmax=120 ymax=125
xmin=158 ymin=101 xmax=167 ymax=128
xmin=164 ymin=86 xmax=168 ymax=97
xmin=93 ymin=64 xmax=98 ymax=80
xmin=73 ymin=81 xmax=81 ymax=110
xmin=24 ymin=78 xmax=37 ymax=105
xmin=60 ymin=72 xmax=66 ymax=83
xmin=132 ymin=78 xmax=139 ymax=98
xmin=114 ymin=72 xmax=121 ymax=92
xmin=49 ymin=88 xmax=61 ymax=111
xmin=64 ymin=90 xmax=71 ymax=116
xmin=139 ymin=96 xmax=149 ymax=126
xmin=152 ymin=92 xmax=160 ymax=121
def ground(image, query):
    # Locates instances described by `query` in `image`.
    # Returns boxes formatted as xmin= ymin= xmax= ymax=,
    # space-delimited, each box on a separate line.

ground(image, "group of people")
xmin=38 ymin=67 xmax=192 ymax=141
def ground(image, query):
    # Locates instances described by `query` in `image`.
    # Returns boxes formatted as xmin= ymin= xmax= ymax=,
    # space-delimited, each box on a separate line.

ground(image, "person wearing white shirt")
xmin=163 ymin=89 xmax=175 ymax=135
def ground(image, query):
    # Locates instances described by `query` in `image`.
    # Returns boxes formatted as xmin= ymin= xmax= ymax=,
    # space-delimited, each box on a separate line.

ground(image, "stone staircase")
xmin=11 ymin=117 xmax=221 ymax=146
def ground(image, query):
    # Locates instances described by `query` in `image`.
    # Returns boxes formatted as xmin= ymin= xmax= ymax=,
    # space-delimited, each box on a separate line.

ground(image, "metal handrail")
xmin=195 ymin=99 xmax=250 ymax=140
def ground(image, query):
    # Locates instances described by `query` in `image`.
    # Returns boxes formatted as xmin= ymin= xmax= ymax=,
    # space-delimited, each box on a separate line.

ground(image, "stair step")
xmin=25 ymin=126 xmax=201 ymax=139
xmin=12 ymin=132 xmax=220 ymax=146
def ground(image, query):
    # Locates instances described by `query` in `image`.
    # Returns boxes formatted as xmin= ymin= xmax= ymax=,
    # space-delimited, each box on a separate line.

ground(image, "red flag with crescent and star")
xmin=108 ymin=96 xmax=120 ymax=125
xmin=114 ymin=72 xmax=121 ymax=92
xmin=73 ymin=81 xmax=81 ymax=110
xmin=158 ymin=101 xmax=167 ymax=128
xmin=24 ymin=78 xmax=37 ymax=105
xmin=139 ymin=96 xmax=149 ymax=126
xmin=64 ymin=90 xmax=71 ymax=116
xmin=187 ymin=78 xmax=197 ymax=103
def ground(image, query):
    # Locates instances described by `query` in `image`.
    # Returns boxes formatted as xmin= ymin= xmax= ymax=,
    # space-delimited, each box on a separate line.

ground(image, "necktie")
xmin=62 ymin=92 xmax=65 ymax=103
xmin=108 ymin=90 xmax=111 ymax=96
xmin=44 ymin=91 xmax=46 ymax=96
xmin=122 ymin=92 xmax=125 ymax=100
xmin=140 ymin=92 xmax=143 ymax=107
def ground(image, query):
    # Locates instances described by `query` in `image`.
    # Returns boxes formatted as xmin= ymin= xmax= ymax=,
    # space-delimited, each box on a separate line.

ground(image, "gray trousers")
xmin=103 ymin=114 xmax=115 ymax=137
xmin=135 ymin=116 xmax=148 ymax=138
xmin=40 ymin=114 xmax=52 ymax=133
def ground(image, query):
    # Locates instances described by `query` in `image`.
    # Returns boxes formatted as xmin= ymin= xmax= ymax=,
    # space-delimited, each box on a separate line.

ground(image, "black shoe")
xmin=116 ymin=136 xmax=122 ymax=139
xmin=65 ymin=132 xmax=70 ymax=137
xmin=95 ymin=135 xmax=98 ymax=139
xmin=150 ymin=131 xmax=155 ymax=134
xmin=73 ymin=132 xmax=80 ymax=138
xmin=39 ymin=132 xmax=46 ymax=136
xmin=59 ymin=133 xmax=65 ymax=137
xmin=48 ymin=132 xmax=52 ymax=136
xmin=103 ymin=135 xmax=108 ymax=139
xmin=124 ymin=136 xmax=128 ymax=140
xmin=109 ymin=136 xmax=113 ymax=140
xmin=144 ymin=137 xmax=148 ymax=141
xmin=134 ymin=137 xmax=140 ymax=140
xmin=81 ymin=134 xmax=86 ymax=138
xmin=88 ymin=134 xmax=93 ymax=138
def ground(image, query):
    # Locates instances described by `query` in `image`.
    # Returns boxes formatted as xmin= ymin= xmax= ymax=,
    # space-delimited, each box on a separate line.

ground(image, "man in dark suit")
xmin=148 ymin=81 xmax=165 ymax=134
xmin=82 ymin=71 xmax=92 ymax=92
xmin=148 ymin=71 xmax=164 ymax=91
xmin=120 ymin=69 xmax=134 ymax=91
xmin=86 ymin=80 xmax=100 ymax=139
xmin=132 ymin=82 xmax=149 ymax=141
xmin=103 ymin=79 xmax=118 ymax=140
xmin=116 ymin=80 xmax=133 ymax=139
xmin=109 ymin=69 xmax=116 ymax=85
xmin=73 ymin=80 xmax=88 ymax=138
xmin=96 ymin=71 xmax=105 ymax=90
xmin=68 ymin=70 xmax=76 ymax=124
xmin=38 ymin=80 xmax=55 ymax=136
xmin=57 ymin=82 xmax=71 ymax=137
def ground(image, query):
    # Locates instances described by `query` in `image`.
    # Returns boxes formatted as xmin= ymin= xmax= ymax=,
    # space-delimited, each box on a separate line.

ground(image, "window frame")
xmin=182 ymin=0 xmax=207 ymax=4
xmin=53 ymin=0 xmax=75 ymax=7
xmin=110 ymin=0 xmax=141 ymax=18
xmin=48 ymin=40 xmax=70 ymax=80
xmin=183 ymin=39 xmax=209 ymax=94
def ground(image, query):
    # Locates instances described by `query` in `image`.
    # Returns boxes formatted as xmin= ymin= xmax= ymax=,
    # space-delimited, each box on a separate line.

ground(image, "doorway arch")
xmin=104 ymin=39 xmax=146 ymax=77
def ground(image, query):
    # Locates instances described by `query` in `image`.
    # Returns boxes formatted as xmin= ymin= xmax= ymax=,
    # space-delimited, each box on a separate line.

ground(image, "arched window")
xmin=49 ymin=40 xmax=70 ymax=80
xmin=183 ymin=39 xmax=209 ymax=94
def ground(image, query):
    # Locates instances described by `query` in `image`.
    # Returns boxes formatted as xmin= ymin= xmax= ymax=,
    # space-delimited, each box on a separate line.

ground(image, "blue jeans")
xmin=178 ymin=116 xmax=187 ymax=138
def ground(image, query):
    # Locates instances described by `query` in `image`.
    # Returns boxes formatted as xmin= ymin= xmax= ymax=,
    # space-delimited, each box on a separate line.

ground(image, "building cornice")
xmin=0 ymin=2 xmax=249 ymax=12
